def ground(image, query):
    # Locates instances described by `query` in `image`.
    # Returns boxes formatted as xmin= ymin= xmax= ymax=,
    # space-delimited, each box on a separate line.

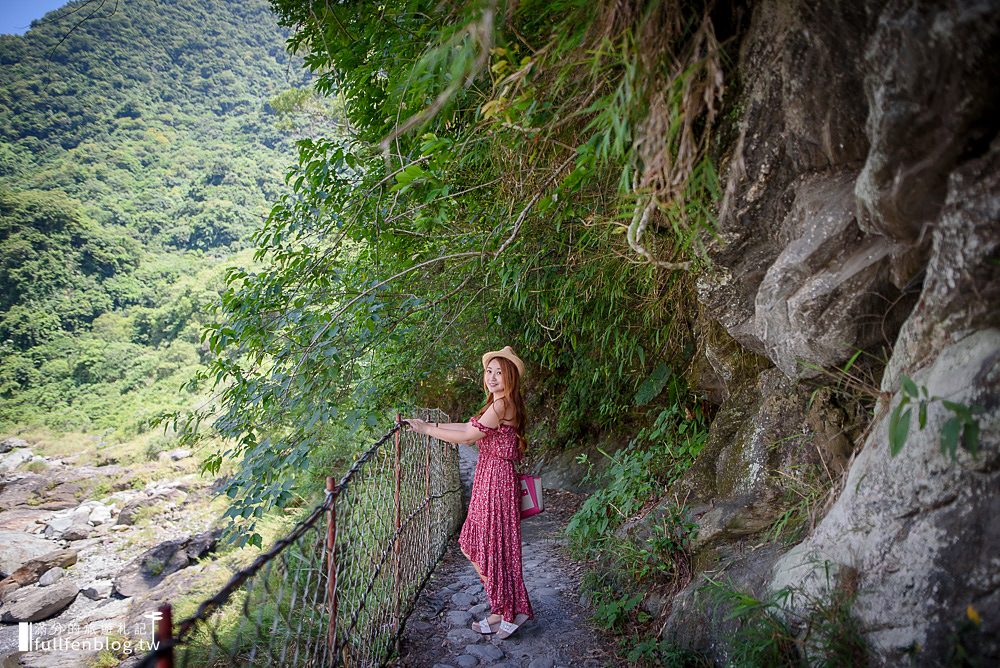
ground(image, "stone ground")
xmin=394 ymin=446 xmax=623 ymax=668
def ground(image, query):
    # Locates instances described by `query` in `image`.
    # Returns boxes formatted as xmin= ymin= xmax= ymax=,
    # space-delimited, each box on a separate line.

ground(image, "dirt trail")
xmin=396 ymin=446 xmax=623 ymax=668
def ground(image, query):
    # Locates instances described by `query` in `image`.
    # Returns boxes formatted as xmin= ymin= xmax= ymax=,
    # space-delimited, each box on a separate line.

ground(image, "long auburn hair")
xmin=477 ymin=355 xmax=528 ymax=457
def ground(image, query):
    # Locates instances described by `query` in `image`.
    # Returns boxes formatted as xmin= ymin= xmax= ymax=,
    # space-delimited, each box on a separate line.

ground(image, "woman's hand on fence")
xmin=403 ymin=418 xmax=428 ymax=434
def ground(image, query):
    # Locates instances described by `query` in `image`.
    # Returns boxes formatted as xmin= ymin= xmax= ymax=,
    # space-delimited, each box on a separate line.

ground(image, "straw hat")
xmin=481 ymin=346 xmax=525 ymax=378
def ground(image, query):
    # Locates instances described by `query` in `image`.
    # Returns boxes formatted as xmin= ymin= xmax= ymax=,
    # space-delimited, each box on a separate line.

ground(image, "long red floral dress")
xmin=458 ymin=415 xmax=534 ymax=623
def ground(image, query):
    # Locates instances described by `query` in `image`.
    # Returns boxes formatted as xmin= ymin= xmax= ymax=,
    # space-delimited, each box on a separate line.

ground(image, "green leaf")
xmin=900 ymin=375 xmax=919 ymax=398
xmin=633 ymin=363 xmax=671 ymax=406
xmin=940 ymin=416 xmax=962 ymax=460
xmin=888 ymin=404 xmax=911 ymax=457
xmin=961 ymin=419 xmax=980 ymax=456
xmin=918 ymin=401 xmax=927 ymax=430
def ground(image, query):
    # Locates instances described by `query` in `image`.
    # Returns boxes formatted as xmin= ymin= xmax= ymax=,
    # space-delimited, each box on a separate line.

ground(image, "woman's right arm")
xmin=404 ymin=403 xmax=505 ymax=444
xmin=438 ymin=423 xmax=476 ymax=446
xmin=404 ymin=419 xmax=486 ymax=445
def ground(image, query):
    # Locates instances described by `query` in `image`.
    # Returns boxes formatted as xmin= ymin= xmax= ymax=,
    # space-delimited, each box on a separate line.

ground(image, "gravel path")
xmin=395 ymin=446 xmax=622 ymax=668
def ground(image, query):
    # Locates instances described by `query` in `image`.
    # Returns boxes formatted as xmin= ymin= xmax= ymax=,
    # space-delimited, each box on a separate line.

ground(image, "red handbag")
xmin=518 ymin=474 xmax=544 ymax=519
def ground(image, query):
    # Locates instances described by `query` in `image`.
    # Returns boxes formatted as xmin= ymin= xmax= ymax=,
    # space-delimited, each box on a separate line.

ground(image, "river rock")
xmin=0 ymin=437 xmax=29 ymax=453
xmin=86 ymin=502 xmax=114 ymax=526
xmin=43 ymin=514 xmax=76 ymax=537
xmin=0 ymin=549 xmax=77 ymax=599
xmin=37 ymin=567 xmax=65 ymax=587
xmin=0 ymin=580 xmax=79 ymax=622
xmin=43 ymin=505 xmax=93 ymax=539
xmin=446 ymin=628 xmax=481 ymax=645
xmin=115 ymin=499 xmax=144 ymax=526
xmin=81 ymin=579 xmax=114 ymax=600
xmin=0 ymin=507 xmax=50 ymax=532
xmin=0 ymin=448 xmax=33 ymax=472
xmin=112 ymin=529 xmax=221 ymax=598
xmin=450 ymin=591 xmax=474 ymax=608
xmin=116 ymin=488 xmax=187 ymax=526
xmin=61 ymin=520 xmax=92 ymax=541
xmin=0 ymin=531 xmax=57 ymax=576
xmin=162 ymin=448 xmax=192 ymax=461
xmin=112 ymin=539 xmax=192 ymax=598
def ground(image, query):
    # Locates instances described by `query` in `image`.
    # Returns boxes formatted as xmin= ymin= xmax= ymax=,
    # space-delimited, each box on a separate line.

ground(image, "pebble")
xmin=468 ymin=602 xmax=490 ymax=616
xmin=432 ymin=664 xmax=455 ymax=668
xmin=455 ymin=655 xmax=479 ymax=668
xmin=527 ymin=659 xmax=555 ymax=668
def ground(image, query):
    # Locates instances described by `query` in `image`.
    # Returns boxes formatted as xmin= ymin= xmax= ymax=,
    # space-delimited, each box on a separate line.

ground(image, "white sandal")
xmin=471 ymin=617 xmax=501 ymax=634
xmin=495 ymin=615 xmax=528 ymax=640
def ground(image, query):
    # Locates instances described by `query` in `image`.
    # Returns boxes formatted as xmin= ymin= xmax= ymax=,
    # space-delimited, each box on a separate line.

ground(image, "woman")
xmin=404 ymin=345 xmax=534 ymax=640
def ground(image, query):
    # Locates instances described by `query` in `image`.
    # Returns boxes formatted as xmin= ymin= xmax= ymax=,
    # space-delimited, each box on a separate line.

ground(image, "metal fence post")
xmin=326 ymin=476 xmax=339 ymax=657
xmin=155 ymin=603 xmax=172 ymax=668
xmin=425 ymin=428 xmax=432 ymax=569
xmin=394 ymin=414 xmax=404 ymax=653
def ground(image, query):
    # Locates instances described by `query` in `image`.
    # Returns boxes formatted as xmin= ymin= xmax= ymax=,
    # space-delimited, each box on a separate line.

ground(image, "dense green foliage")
xmin=172 ymin=0 xmax=727 ymax=544
xmin=0 ymin=0 xmax=326 ymax=432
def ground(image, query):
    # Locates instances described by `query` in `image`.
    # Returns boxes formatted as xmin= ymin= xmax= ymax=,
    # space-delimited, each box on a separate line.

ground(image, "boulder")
xmin=162 ymin=448 xmax=192 ymax=461
xmin=81 ymin=580 xmax=113 ymax=600
xmin=0 ymin=549 xmax=78 ymax=601
xmin=0 ymin=507 xmax=51 ymax=532
xmin=0 ymin=448 xmax=33 ymax=472
xmin=88 ymin=503 xmax=113 ymax=526
xmin=61 ymin=520 xmax=91 ymax=541
xmin=0 ymin=470 xmax=86 ymax=511
xmin=771 ymin=329 xmax=999 ymax=663
xmin=185 ymin=528 xmax=221 ymax=560
xmin=43 ymin=514 xmax=77 ymax=537
xmin=0 ymin=580 xmax=78 ymax=622
xmin=0 ymin=437 xmax=29 ymax=453
xmin=112 ymin=529 xmax=221 ymax=598
xmin=43 ymin=506 xmax=92 ymax=538
xmin=0 ymin=531 xmax=57 ymax=576
xmin=116 ymin=488 xmax=187 ymax=526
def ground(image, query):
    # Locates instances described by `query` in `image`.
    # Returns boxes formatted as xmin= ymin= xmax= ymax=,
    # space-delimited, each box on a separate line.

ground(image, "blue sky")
xmin=0 ymin=0 xmax=71 ymax=35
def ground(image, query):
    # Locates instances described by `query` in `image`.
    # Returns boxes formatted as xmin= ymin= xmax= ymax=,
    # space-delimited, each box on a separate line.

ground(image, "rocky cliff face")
xmin=657 ymin=0 xmax=998 ymax=664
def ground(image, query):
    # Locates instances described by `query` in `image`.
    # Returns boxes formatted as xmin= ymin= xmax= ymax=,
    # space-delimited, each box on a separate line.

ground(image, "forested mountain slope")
xmin=0 ymin=0 xmax=320 ymax=431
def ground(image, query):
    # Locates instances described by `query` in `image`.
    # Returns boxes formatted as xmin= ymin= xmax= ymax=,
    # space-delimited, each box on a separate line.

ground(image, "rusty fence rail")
xmin=137 ymin=409 xmax=462 ymax=667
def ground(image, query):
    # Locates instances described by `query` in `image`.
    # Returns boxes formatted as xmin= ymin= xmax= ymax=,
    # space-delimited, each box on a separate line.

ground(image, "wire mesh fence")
xmin=137 ymin=410 xmax=462 ymax=668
